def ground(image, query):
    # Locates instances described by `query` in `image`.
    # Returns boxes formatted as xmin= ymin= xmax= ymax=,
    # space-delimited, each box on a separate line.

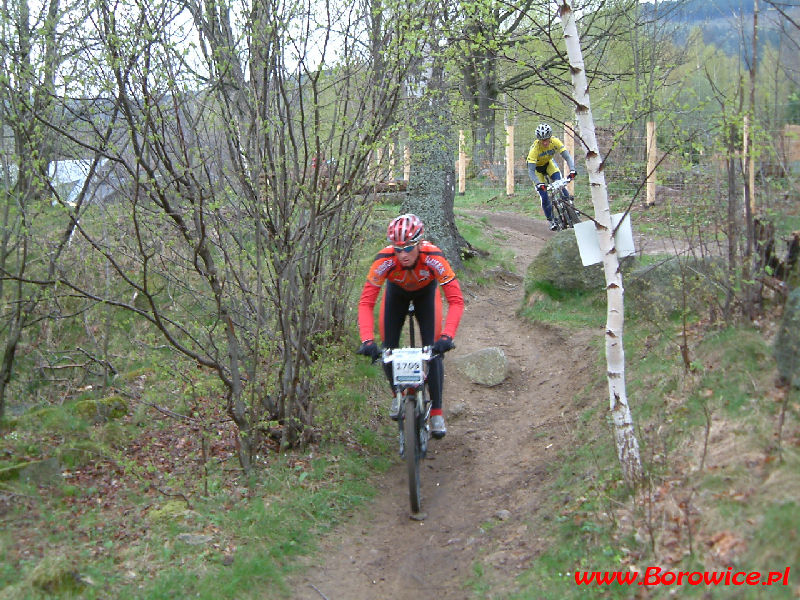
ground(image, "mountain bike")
xmin=382 ymin=302 xmax=438 ymax=515
xmin=545 ymin=176 xmax=581 ymax=230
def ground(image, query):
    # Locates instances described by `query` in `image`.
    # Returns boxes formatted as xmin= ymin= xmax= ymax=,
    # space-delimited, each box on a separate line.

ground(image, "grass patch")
xmin=0 ymin=438 xmax=388 ymax=599
xmin=507 ymin=517 xmax=634 ymax=600
xmin=126 ymin=452 xmax=378 ymax=600
xmin=0 ymin=325 xmax=396 ymax=599
xmin=519 ymin=283 xmax=606 ymax=330
xmin=449 ymin=208 xmax=522 ymax=288
xmin=498 ymin=250 xmax=800 ymax=599
xmin=455 ymin=181 xmax=538 ymax=214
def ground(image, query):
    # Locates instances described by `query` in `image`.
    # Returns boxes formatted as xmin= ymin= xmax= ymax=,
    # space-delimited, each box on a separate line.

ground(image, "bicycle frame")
xmin=544 ymin=176 xmax=581 ymax=230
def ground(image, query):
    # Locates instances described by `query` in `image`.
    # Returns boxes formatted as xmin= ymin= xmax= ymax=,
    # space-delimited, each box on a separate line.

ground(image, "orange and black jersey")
xmin=365 ymin=241 xmax=457 ymax=291
xmin=358 ymin=241 xmax=464 ymax=342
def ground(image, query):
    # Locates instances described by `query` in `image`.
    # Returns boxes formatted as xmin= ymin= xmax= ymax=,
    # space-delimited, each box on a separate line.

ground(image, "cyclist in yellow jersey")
xmin=527 ymin=123 xmax=577 ymax=231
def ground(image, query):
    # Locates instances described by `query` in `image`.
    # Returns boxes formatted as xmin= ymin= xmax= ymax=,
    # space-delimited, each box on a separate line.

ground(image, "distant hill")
xmin=654 ymin=0 xmax=754 ymax=22
xmin=642 ymin=0 xmax=783 ymax=57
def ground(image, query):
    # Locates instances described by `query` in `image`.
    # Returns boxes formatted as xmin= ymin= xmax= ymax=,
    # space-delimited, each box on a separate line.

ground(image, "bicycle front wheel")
xmin=404 ymin=397 xmax=421 ymax=513
xmin=564 ymin=198 xmax=581 ymax=227
xmin=553 ymin=201 xmax=567 ymax=230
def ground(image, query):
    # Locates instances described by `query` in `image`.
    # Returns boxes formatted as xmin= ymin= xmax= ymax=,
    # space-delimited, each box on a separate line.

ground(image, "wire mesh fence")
xmin=367 ymin=114 xmax=798 ymax=257
xmin=458 ymin=118 xmax=800 ymax=228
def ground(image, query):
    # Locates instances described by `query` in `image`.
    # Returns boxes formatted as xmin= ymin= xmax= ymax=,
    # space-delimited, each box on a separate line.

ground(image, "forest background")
xmin=1 ymin=0 xmax=799 ymax=596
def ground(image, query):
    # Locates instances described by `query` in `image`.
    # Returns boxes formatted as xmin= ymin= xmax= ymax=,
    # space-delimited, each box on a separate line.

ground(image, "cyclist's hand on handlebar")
xmin=568 ymin=170 xmax=577 ymax=181
xmin=536 ymin=183 xmax=547 ymax=192
xmin=432 ymin=335 xmax=455 ymax=354
xmin=357 ymin=340 xmax=381 ymax=361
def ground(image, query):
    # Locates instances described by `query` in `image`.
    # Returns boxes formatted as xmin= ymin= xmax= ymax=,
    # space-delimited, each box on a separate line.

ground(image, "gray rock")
xmin=523 ymin=232 xmax=636 ymax=299
xmin=20 ymin=457 xmax=62 ymax=485
xmin=525 ymin=232 xmax=603 ymax=294
xmin=447 ymin=402 xmax=468 ymax=418
xmin=451 ymin=347 xmax=509 ymax=387
xmin=176 ymin=533 xmax=214 ymax=545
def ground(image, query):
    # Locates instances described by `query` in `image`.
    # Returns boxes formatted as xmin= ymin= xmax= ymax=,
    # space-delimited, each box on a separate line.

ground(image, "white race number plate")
xmin=391 ymin=348 xmax=425 ymax=385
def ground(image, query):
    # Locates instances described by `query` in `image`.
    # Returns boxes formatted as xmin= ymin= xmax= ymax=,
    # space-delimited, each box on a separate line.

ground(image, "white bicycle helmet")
xmin=535 ymin=123 xmax=552 ymax=140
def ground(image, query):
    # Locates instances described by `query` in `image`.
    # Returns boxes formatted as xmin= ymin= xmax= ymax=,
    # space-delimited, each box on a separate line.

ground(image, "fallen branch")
xmin=155 ymin=486 xmax=193 ymax=510
xmin=308 ymin=584 xmax=330 ymax=600
xmin=758 ymin=275 xmax=789 ymax=298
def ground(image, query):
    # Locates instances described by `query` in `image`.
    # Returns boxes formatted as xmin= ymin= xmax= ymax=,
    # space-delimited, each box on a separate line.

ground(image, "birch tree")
xmin=558 ymin=0 xmax=643 ymax=484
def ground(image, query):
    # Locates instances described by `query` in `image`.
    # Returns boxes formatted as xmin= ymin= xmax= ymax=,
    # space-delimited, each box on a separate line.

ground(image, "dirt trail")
xmin=291 ymin=211 xmax=599 ymax=600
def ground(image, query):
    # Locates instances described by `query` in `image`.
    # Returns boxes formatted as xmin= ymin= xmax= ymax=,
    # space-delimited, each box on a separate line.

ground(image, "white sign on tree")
xmin=573 ymin=214 xmax=636 ymax=267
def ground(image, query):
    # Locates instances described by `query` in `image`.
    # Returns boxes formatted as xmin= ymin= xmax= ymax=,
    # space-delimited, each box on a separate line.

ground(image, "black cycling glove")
xmin=357 ymin=340 xmax=381 ymax=361
xmin=432 ymin=335 xmax=455 ymax=354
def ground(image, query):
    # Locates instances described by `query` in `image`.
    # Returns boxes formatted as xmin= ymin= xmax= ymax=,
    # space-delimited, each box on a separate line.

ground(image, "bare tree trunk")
xmin=0 ymin=304 xmax=23 ymax=421
xmin=462 ymin=42 xmax=499 ymax=169
xmin=455 ymin=0 xmax=535 ymax=171
xmin=0 ymin=0 xmax=63 ymax=420
xmin=726 ymin=124 xmax=739 ymax=323
xmin=559 ymin=0 xmax=643 ymax=484
xmin=743 ymin=0 xmax=759 ymax=319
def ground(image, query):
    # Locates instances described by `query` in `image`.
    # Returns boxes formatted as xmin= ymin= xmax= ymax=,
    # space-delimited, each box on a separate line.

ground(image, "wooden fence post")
xmin=564 ymin=121 xmax=574 ymax=194
xmin=646 ymin=121 xmax=656 ymax=207
xmin=506 ymin=124 xmax=515 ymax=196
xmin=785 ymin=124 xmax=800 ymax=169
xmin=458 ymin=130 xmax=466 ymax=195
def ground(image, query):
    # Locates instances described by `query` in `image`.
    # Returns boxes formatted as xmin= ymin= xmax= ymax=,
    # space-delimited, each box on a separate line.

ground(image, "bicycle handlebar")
xmin=546 ymin=178 xmax=571 ymax=192
xmin=369 ymin=344 xmax=454 ymax=365
xmin=382 ymin=346 xmax=435 ymax=362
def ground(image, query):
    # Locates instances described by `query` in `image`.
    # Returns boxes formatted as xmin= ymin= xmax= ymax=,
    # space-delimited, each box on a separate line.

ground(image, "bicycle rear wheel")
xmin=404 ymin=397 xmax=421 ymax=513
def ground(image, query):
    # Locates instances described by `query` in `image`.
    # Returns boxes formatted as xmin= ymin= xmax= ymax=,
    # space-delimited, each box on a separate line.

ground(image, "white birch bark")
xmin=558 ymin=0 xmax=643 ymax=483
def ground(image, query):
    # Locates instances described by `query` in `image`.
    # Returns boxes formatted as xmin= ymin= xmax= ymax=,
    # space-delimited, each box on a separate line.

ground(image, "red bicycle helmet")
xmin=387 ymin=213 xmax=424 ymax=245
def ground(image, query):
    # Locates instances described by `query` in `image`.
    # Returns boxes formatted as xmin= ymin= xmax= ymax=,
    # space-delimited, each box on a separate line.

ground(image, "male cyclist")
xmin=356 ymin=214 xmax=464 ymax=438
xmin=526 ymin=122 xmax=577 ymax=231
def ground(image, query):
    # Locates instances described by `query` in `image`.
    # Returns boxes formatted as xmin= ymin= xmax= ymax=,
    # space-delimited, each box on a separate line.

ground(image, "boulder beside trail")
xmin=524 ymin=232 xmax=603 ymax=295
xmin=451 ymin=347 xmax=509 ymax=387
